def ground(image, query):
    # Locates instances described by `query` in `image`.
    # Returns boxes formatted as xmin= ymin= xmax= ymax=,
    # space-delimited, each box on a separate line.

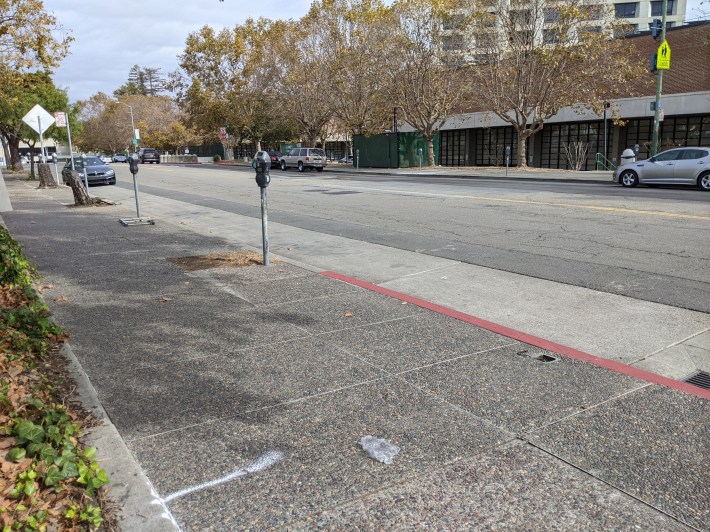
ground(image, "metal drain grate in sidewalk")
xmin=683 ymin=371 xmax=710 ymax=390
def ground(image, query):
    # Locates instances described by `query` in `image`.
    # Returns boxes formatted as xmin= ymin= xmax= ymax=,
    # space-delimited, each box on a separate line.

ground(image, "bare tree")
xmin=469 ymin=0 xmax=649 ymax=167
xmin=388 ymin=0 xmax=476 ymax=166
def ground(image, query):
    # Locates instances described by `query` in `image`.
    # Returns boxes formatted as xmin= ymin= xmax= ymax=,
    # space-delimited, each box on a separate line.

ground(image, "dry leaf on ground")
xmin=344 ymin=311 xmax=353 ymax=317
xmin=54 ymin=295 xmax=69 ymax=303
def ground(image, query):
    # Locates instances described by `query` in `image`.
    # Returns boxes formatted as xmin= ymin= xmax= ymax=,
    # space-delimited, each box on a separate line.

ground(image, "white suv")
xmin=279 ymin=147 xmax=326 ymax=172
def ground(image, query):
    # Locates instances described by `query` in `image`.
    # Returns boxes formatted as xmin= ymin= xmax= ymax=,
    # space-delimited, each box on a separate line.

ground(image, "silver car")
xmin=613 ymin=147 xmax=710 ymax=191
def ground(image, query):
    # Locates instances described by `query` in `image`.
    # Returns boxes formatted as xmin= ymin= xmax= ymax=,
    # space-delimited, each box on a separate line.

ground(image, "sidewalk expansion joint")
xmin=524 ymin=439 xmax=702 ymax=531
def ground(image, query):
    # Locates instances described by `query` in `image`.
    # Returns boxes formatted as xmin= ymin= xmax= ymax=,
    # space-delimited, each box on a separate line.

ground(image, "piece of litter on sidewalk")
xmin=359 ymin=436 xmax=400 ymax=465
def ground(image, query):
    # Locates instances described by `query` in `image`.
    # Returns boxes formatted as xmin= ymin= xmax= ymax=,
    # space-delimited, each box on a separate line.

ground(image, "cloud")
xmin=43 ymin=0 xmax=311 ymax=101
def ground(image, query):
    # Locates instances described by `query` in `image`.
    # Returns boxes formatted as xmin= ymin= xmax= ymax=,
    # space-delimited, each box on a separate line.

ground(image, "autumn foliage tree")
xmin=0 ymin=0 xmax=72 ymax=169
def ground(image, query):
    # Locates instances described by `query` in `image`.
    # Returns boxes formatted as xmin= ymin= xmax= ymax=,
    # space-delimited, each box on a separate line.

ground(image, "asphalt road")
xmin=113 ymin=164 xmax=710 ymax=312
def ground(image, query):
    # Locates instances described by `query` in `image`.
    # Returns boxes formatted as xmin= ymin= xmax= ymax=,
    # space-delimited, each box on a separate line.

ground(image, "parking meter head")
xmin=128 ymin=153 xmax=139 ymax=175
xmin=51 ymin=153 xmax=58 ymax=163
xmin=254 ymin=152 xmax=271 ymax=188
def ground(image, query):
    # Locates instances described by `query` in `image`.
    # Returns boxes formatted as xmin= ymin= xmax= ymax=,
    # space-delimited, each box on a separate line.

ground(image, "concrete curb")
xmin=178 ymin=162 xmax=612 ymax=184
xmin=60 ymin=341 xmax=179 ymax=531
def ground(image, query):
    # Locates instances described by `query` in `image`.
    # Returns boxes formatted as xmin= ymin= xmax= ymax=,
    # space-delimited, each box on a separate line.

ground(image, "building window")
xmin=614 ymin=2 xmax=638 ymax=18
xmin=440 ymin=130 xmax=468 ymax=167
xmin=651 ymin=0 xmax=675 ymax=16
xmin=543 ymin=29 xmax=559 ymax=44
xmin=544 ymin=7 xmax=559 ymax=23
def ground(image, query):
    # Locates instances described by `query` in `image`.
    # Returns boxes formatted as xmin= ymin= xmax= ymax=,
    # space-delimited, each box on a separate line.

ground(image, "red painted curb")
xmin=321 ymin=271 xmax=710 ymax=401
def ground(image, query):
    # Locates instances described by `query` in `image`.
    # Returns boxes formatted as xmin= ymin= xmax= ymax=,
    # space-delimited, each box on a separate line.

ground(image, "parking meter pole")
xmin=356 ymin=149 xmax=360 ymax=170
xmin=133 ymin=174 xmax=142 ymax=218
xmin=261 ymin=188 xmax=269 ymax=267
xmin=52 ymin=157 xmax=59 ymax=185
xmin=80 ymin=155 xmax=89 ymax=193
xmin=505 ymin=146 xmax=511 ymax=177
xmin=65 ymin=114 xmax=75 ymax=171
xmin=37 ymin=117 xmax=46 ymax=164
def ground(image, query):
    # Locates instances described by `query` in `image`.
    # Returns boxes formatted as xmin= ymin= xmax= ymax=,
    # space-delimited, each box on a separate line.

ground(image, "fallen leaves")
xmin=159 ymin=297 xmax=174 ymax=302
xmin=53 ymin=295 xmax=70 ymax=303
xmin=344 ymin=311 xmax=354 ymax=318
xmin=37 ymin=283 xmax=55 ymax=293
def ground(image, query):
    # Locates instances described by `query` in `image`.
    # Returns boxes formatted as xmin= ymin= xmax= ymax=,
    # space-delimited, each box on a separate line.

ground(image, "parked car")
xmin=100 ymin=154 xmax=112 ymax=164
xmin=267 ymin=150 xmax=282 ymax=169
xmin=138 ymin=148 xmax=160 ymax=164
xmin=613 ymin=147 xmax=710 ymax=191
xmin=339 ymin=155 xmax=353 ymax=164
xmin=279 ymin=147 xmax=327 ymax=172
xmin=112 ymin=153 xmax=128 ymax=163
xmin=61 ymin=156 xmax=116 ymax=186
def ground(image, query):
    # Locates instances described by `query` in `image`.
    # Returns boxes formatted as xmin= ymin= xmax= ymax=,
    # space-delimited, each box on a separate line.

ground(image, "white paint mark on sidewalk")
xmin=163 ymin=451 xmax=283 ymax=504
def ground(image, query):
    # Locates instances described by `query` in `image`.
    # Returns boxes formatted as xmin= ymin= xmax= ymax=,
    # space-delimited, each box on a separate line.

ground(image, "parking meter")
xmin=253 ymin=153 xmax=271 ymax=188
xmin=51 ymin=153 xmax=57 ymax=163
xmin=252 ymin=152 xmax=271 ymax=265
xmin=505 ymin=145 xmax=511 ymax=175
xmin=129 ymin=153 xmax=139 ymax=175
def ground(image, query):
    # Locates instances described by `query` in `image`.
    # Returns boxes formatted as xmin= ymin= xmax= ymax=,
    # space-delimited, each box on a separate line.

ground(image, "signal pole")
xmin=651 ymin=0 xmax=668 ymax=156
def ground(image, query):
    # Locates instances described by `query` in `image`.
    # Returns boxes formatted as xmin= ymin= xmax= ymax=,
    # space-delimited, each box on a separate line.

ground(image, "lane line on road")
xmin=307 ymin=183 xmax=710 ymax=221
xmin=322 ymin=271 xmax=710 ymax=401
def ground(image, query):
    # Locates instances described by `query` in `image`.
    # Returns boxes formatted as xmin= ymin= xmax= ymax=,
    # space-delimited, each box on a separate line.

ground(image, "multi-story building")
xmin=609 ymin=0 xmax=687 ymax=32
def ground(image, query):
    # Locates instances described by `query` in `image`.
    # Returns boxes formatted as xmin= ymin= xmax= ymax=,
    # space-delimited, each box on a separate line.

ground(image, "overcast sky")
xmin=44 ymin=0 xmax=708 ymax=103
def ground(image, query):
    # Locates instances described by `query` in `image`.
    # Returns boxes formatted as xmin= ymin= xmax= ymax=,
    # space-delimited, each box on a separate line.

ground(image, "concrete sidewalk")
xmin=1 ymin=177 xmax=708 ymax=531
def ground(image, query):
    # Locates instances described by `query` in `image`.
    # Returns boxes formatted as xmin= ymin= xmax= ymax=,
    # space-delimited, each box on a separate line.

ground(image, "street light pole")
xmin=117 ymin=101 xmax=136 ymax=152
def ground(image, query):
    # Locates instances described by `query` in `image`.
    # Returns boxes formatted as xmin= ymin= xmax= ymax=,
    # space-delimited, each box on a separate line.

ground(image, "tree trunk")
xmin=426 ymin=135 xmax=436 ymax=167
xmin=66 ymin=170 xmax=92 ymax=205
xmin=1 ymin=135 xmax=10 ymax=167
xmin=37 ymin=163 xmax=57 ymax=188
xmin=29 ymin=143 xmax=37 ymax=179
xmin=4 ymin=134 xmax=23 ymax=171
xmin=517 ymin=129 xmax=528 ymax=168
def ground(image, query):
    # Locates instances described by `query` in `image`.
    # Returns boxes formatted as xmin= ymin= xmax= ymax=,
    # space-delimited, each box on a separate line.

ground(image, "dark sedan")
xmin=62 ymin=156 xmax=116 ymax=186
xmin=267 ymin=150 xmax=282 ymax=169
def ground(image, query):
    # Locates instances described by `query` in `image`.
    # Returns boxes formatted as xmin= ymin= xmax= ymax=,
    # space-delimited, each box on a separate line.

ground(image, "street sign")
xmin=54 ymin=112 xmax=67 ymax=128
xmin=22 ymin=104 xmax=55 ymax=134
xmin=134 ymin=128 xmax=140 ymax=140
xmin=656 ymin=40 xmax=671 ymax=70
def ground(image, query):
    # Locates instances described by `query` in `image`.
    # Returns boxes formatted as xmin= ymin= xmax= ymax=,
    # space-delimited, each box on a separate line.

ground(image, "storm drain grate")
xmin=516 ymin=349 xmax=558 ymax=362
xmin=683 ymin=371 xmax=710 ymax=390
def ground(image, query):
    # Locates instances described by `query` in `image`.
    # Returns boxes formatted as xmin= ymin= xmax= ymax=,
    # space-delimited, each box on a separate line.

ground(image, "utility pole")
xmin=651 ymin=0 xmax=668 ymax=157
xmin=117 ymin=101 xmax=136 ymax=152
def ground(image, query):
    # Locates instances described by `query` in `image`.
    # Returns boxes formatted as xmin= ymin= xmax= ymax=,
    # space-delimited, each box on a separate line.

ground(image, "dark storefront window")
xmin=440 ymin=129 xmax=468 ymax=166
xmin=618 ymin=115 xmax=710 ymax=161
xmin=540 ymin=120 xmax=609 ymax=170
xmin=473 ymin=126 xmax=518 ymax=166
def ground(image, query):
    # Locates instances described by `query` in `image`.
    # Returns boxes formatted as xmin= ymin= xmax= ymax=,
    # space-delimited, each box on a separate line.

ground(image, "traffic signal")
xmin=650 ymin=52 xmax=657 ymax=73
xmin=651 ymin=19 xmax=662 ymax=40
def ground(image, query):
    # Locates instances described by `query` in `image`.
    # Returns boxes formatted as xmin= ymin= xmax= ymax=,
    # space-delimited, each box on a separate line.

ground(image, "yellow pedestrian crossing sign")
xmin=656 ymin=40 xmax=671 ymax=70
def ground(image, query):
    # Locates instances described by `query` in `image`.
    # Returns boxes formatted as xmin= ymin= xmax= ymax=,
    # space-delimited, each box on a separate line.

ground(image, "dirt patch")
xmin=168 ymin=251 xmax=273 ymax=271
xmin=67 ymin=198 xmax=116 ymax=208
